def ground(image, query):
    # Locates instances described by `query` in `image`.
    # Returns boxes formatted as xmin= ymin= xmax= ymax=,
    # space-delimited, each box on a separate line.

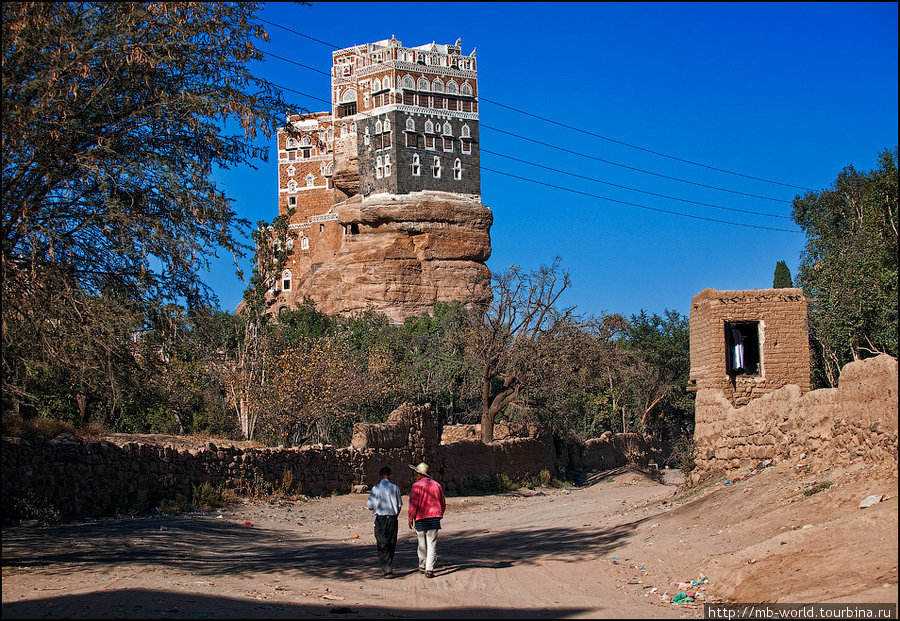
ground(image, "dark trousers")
xmin=374 ymin=515 xmax=398 ymax=574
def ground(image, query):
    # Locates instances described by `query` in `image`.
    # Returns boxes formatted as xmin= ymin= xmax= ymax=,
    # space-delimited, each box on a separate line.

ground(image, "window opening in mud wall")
xmin=725 ymin=321 xmax=761 ymax=376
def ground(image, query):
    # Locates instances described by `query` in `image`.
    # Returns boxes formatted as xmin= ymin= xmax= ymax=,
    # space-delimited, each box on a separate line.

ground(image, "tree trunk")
xmin=480 ymin=369 xmax=493 ymax=444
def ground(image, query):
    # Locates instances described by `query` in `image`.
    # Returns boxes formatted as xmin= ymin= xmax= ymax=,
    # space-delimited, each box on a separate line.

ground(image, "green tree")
xmin=2 ymin=2 xmax=296 ymax=422
xmin=773 ymin=260 xmax=793 ymax=288
xmin=793 ymin=148 xmax=898 ymax=386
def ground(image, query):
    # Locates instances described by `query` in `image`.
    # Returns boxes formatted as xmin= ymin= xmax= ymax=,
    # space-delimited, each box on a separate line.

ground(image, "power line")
xmin=257 ymin=47 xmax=794 ymax=205
xmin=481 ymin=124 xmax=793 ymax=203
xmin=480 ymin=148 xmax=793 ymax=220
xmin=479 ymin=96 xmax=814 ymax=191
xmin=254 ymin=19 xmax=812 ymax=194
xmin=480 ymin=167 xmax=802 ymax=234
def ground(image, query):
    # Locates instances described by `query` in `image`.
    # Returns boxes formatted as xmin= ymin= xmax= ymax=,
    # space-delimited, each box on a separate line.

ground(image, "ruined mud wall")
xmin=692 ymin=354 xmax=898 ymax=483
xmin=3 ymin=402 xmax=666 ymax=520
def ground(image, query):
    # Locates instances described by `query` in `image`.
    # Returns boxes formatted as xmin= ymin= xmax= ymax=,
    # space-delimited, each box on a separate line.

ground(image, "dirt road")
xmin=2 ymin=463 xmax=897 ymax=619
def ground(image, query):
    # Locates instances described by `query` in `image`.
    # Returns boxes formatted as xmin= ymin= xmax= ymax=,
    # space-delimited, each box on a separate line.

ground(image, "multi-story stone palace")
xmin=267 ymin=37 xmax=492 ymax=321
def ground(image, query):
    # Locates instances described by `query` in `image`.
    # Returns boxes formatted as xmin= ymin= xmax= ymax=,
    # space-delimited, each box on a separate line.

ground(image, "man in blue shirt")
xmin=365 ymin=466 xmax=403 ymax=578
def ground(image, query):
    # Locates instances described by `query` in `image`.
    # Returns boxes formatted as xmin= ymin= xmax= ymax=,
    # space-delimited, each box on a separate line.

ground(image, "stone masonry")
xmin=688 ymin=287 xmax=810 ymax=405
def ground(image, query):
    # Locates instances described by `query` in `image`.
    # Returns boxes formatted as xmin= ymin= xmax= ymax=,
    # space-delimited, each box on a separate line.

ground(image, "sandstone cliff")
xmin=294 ymin=191 xmax=492 ymax=322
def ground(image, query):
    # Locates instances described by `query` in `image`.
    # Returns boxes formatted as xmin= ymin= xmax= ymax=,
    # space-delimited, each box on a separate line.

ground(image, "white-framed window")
xmin=432 ymin=78 xmax=444 ymax=92
xmin=443 ymin=137 xmax=454 ymax=152
xmin=375 ymin=120 xmax=383 ymax=134
xmin=341 ymin=123 xmax=347 ymax=137
xmin=287 ymin=180 xmax=297 ymax=193
xmin=306 ymin=173 xmax=315 ymax=187
xmin=453 ymin=158 xmax=462 ymax=180
xmin=461 ymin=82 xmax=473 ymax=96
xmin=300 ymin=236 xmax=309 ymax=250
xmin=286 ymin=136 xmax=296 ymax=149
xmin=462 ymin=140 xmax=471 ymax=154
xmin=417 ymin=76 xmax=429 ymax=91
xmin=288 ymin=196 xmax=297 ymax=207
xmin=461 ymin=124 xmax=471 ymax=138
xmin=364 ymin=126 xmax=370 ymax=146
xmin=412 ymin=153 xmax=420 ymax=176
xmin=403 ymin=75 xmax=415 ymax=89
xmin=376 ymin=156 xmax=384 ymax=179
xmin=406 ymin=118 xmax=416 ymax=131
xmin=350 ymin=122 xmax=357 ymax=135
xmin=384 ymin=154 xmax=391 ymax=177
xmin=383 ymin=118 xmax=391 ymax=132
xmin=443 ymin=121 xmax=453 ymax=136
xmin=373 ymin=78 xmax=381 ymax=92
xmin=301 ymin=135 xmax=311 ymax=147
xmin=286 ymin=237 xmax=294 ymax=250
xmin=433 ymin=156 xmax=441 ymax=178
xmin=282 ymin=269 xmax=292 ymax=291
xmin=447 ymin=80 xmax=458 ymax=94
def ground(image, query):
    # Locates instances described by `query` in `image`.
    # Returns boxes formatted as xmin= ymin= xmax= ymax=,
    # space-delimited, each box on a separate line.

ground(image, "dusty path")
xmin=3 ymin=462 xmax=897 ymax=619
xmin=2 ymin=469 xmax=697 ymax=619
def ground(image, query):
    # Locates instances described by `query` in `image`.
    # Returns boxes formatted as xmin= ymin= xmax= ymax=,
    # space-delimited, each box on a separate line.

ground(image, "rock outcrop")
xmin=295 ymin=191 xmax=492 ymax=322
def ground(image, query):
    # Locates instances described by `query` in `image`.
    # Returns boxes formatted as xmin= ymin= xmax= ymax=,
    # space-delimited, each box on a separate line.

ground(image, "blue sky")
xmin=207 ymin=2 xmax=898 ymax=320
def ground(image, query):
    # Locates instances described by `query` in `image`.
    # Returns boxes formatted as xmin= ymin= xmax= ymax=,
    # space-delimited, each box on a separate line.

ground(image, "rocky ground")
xmin=2 ymin=456 xmax=897 ymax=619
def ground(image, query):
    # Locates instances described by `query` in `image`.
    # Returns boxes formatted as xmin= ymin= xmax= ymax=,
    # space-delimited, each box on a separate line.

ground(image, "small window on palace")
xmin=453 ymin=158 xmax=462 ymax=180
xmin=433 ymin=156 xmax=441 ymax=178
xmin=300 ymin=237 xmax=309 ymax=250
xmin=376 ymin=156 xmax=384 ymax=179
xmin=412 ymin=153 xmax=421 ymax=176
xmin=282 ymin=269 xmax=292 ymax=291
xmin=306 ymin=174 xmax=315 ymax=187
xmin=319 ymin=224 xmax=325 ymax=233
xmin=725 ymin=322 xmax=761 ymax=376
xmin=384 ymin=154 xmax=391 ymax=177
xmin=288 ymin=196 xmax=297 ymax=207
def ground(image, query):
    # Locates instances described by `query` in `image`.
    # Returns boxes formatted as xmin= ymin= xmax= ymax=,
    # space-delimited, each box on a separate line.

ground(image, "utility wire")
xmin=258 ymin=47 xmax=793 ymax=206
xmin=265 ymin=76 xmax=799 ymax=231
xmin=479 ymin=96 xmax=814 ymax=191
xmin=480 ymin=124 xmax=792 ymax=203
xmin=480 ymin=167 xmax=802 ymax=234
xmin=480 ymin=148 xmax=793 ymax=220
xmin=255 ymin=18 xmax=812 ymax=193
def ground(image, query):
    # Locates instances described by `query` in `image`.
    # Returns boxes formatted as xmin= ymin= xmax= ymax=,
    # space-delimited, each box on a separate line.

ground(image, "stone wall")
xmin=2 ymin=402 xmax=665 ymax=521
xmin=692 ymin=354 xmax=898 ymax=482
xmin=688 ymin=288 xmax=810 ymax=405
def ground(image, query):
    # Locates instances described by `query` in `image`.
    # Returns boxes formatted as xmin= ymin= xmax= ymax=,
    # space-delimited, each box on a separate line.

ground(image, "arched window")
xmin=406 ymin=117 xmax=416 ymax=131
xmin=286 ymin=136 xmax=296 ymax=149
xmin=383 ymin=118 xmax=391 ymax=132
xmin=432 ymin=156 xmax=441 ymax=178
xmin=432 ymin=78 xmax=444 ymax=93
xmin=375 ymin=120 xmax=383 ymax=134
xmin=442 ymin=122 xmax=453 ymax=136
xmin=350 ymin=122 xmax=357 ymax=135
xmin=417 ymin=76 xmax=430 ymax=91
xmin=461 ymin=82 xmax=473 ymax=96
xmin=424 ymin=119 xmax=434 ymax=134
xmin=300 ymin=237 xmax=309 ymax=250
xmin=453 ymin=158 xmax=462 ymax=180
xmin=376 ymin=156 xmax=384 ymax=179
xmin=286 ymin=165 xmax=296 ymax=177
xmin=340 ymin=123 xmax=347 ymax=137
xmin=306 ymin=173 xmax=315 ymax=187
xmin=300 ymin=134 xmax=311 ymax=146
xmin=412 ymin=153 xmax=420 ymax=176
xmin=403 ymin=75 xmax=415 ymax=89
xmin=341 ymin=89 xmax=357 ymax=103
xmin=286 ymin=237 xmax=294 ymax=250
xmin=384 ymin=154 xmax=391 ymax=177
xmin=364 ymin=126 xmax=370 ymax=146
xmin=287 ymin=180 xmax=297 ymax=193
xmin=282 ymin=269 xmax=292 ymax=291
xmin=447 ymin=81 xmax=458 ymax=94
xmin=461 ymin=125 xmax=471 ymax=138
xmin=373 ymin=78 xmax=381 ymax=92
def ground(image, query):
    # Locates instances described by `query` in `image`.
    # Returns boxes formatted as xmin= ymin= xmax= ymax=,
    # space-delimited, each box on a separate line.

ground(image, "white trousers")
xmin=416 ymin=528 xmax=439 ymax=571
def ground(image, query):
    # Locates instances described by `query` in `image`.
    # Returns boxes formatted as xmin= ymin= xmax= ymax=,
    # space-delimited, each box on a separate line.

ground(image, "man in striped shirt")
xmin=407 ymin=462 xmax=446 ymax=578
xmin=366 ymin=466 xmax=402 ymax=578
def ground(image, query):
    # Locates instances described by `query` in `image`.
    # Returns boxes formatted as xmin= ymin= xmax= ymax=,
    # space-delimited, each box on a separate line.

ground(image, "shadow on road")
xmin=2 ymin=513 xmax=643 ymax=580
xmin=1 ymin=588 xmax=594 ymax=619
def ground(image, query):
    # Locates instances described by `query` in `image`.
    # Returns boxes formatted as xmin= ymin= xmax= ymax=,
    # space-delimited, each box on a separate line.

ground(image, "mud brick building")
xmin=688 ymin=288 xmax=811 ymax=405
xmin=266 ymin=37 xmax=488 ymax=320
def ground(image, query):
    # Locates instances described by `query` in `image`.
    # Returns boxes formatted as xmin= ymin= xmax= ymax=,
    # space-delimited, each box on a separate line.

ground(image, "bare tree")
xmin=466 ymin=258 xmax=574 ymax=443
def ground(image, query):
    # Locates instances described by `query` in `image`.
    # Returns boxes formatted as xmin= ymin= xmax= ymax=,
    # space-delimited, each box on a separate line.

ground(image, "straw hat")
xmin=409 ymin=462 xmax=430 ymax=477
